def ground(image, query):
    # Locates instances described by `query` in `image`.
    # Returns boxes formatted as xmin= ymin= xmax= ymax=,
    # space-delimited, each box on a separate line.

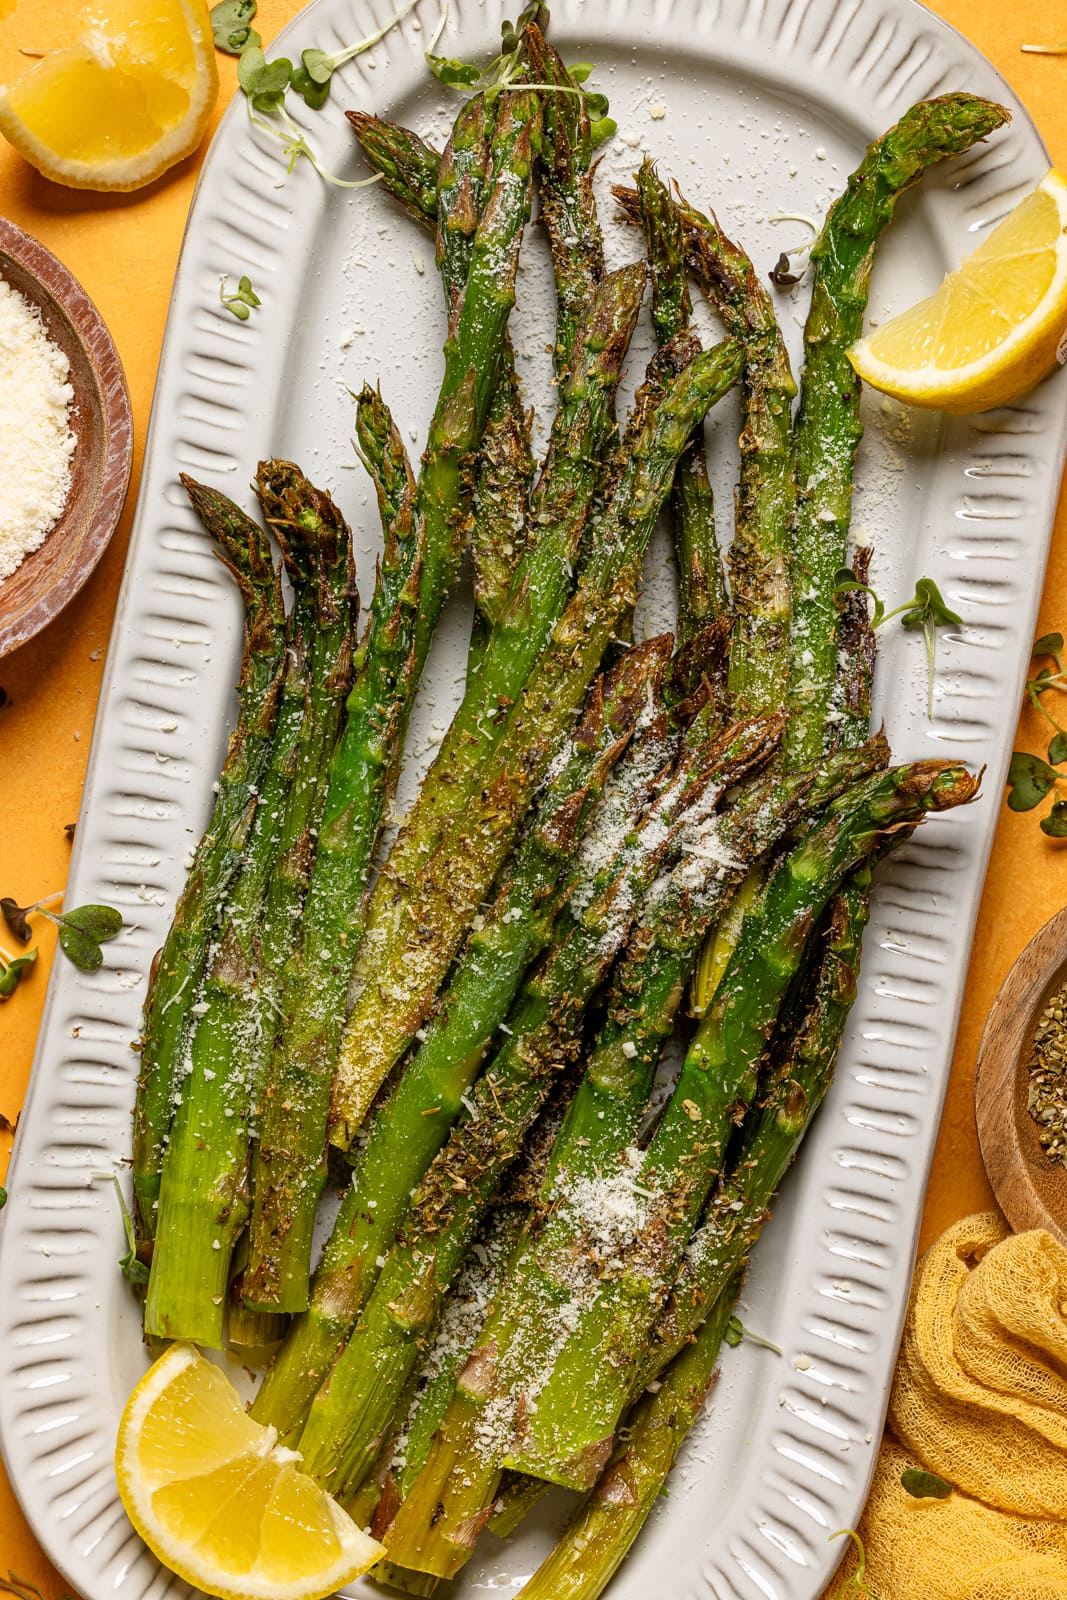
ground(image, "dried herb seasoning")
xmin=1027 ymin=976 xmax=1067 ymax=1163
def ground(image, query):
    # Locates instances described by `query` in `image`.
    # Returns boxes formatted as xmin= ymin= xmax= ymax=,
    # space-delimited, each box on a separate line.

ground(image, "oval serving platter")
xmin=1 ymin=2 xmax=1064 ymax=1599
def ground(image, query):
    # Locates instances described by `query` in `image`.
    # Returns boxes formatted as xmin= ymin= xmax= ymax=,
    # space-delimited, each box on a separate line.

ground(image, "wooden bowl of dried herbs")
xmin=975 ymin=904 xmax=1067 ymax=1245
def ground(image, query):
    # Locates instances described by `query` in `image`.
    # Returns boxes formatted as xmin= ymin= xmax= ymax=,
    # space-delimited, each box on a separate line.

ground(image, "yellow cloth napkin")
xmin=822 ymin=1213 xmax=1067 ymax=1599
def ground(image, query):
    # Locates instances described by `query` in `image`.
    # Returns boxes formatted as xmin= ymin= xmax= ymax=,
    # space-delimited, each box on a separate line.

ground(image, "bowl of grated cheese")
xmin=0 ymin=217 xmax=133 ymax=658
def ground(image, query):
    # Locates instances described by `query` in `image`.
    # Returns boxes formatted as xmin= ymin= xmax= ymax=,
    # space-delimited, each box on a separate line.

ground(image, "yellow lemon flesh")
xmin=0 ymin=0 xmax=218 ymax=191
xmin=848 ymin=168 xmax=1067 ymax=413
xmin=115 ymin=1342 xmax=383 ymax=1600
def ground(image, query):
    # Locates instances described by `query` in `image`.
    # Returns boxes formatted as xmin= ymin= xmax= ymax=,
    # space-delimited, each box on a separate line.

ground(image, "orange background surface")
xmin=2 ymin=0 xmax=1067 ymax=1587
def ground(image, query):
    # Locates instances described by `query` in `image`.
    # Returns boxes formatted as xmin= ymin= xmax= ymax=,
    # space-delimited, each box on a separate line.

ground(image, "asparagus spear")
xmin=833 ymin=545 xmax=876 ymax=749
xmin=632 ymin=160 xmax=726 ymax=635
xmin=341 ymin=258 xmax=647 ymax=1045
xmin=330 ymin=339 xmax=746 ymax=1147
xmin=293 ymin=717 xmax=772 ymax=1499
xmin=144 ymin=466 xmax=357 ymax=1345
xmin=242 ymin=98 xmax=540 ymax=1311
xmin=523 ymin=22 xmax=604 ymax=375
xmin=346 ymin=110 xmax=534 ymax=668
xmin=503 ymin=763 xmax=979 ymax=1488
xmin=516 ymin=1272 xmax=744 ymax=1600
xmin=131 ymin=482 xmax=286 ymax=1243
xmin=378 ymin=760 xmax=900 ymax=1575
xmin=248 ymin=638 xmax=669 ymax=1438
xmin=638 ymin=863 xmax=878 ymax=1390
xmin=786 ymin=93 xmax=1009 ymax=768
xmin=240 ymin=390 xmax=421 ymax=1311
xmin=617 ymin=174 xmax=798 ymax=715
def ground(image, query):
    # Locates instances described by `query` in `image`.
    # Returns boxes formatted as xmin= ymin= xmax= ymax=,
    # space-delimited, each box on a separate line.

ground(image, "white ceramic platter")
xmin=1 ymin=1 xmax=1064 ymax=1597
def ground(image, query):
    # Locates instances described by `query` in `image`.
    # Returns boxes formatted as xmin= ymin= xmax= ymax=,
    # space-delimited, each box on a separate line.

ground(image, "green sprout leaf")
xmin=833 ymin=572 xmax=960 ymax=716
xmin=723 ymin=1315 xmax=782 ymax=1354
xmin=237 ymin=45 xmax=293 ymax=112
xmin=58 ymin=925 xmax=103 ymax=972
xmin=1007 ymin=751 xmax=1060 ymax=812
xmin=209 ymin=0 xmax=260 ymax=54
xmin=1049 ymin=732 xmax=1067 ymax=765
xmin=93 ymin=1173 xmax=150 ymax=1286
xmin=1041 ymin=800 xmax=1067 ymax=838
xmin=61 ymin=904 xmax=123 ymax=940
xmin=426 ymin=52 xmax=482 ymax=86
xmin=900 ymin=1467 xmax=953 ymax=1499
xmin=0 ymin=946 xmax=37 ymax=999
xmin=219 ymin=273 xmax=261 ymax=320
xmin=1033 ymin=631 xmax=1064 ymax=663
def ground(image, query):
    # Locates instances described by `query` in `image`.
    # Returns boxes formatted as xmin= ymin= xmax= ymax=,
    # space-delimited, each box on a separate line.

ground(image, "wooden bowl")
xmin=0 ymin=218 xmax=133 ymax=658
xmin=975 ymin=905 xmax=1067 ymax=1246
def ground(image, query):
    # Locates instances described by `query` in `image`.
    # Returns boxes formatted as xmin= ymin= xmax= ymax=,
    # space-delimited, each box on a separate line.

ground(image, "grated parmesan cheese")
xmin=0 ymin=274 xmax=76 ymax=582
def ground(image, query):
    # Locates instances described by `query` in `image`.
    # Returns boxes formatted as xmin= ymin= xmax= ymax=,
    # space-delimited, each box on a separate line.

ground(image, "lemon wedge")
xmin=115 ymin=1343 xmax=383 ymax=1600
xmin=849 ymin=168 xmax=1067 ymax=412
xmin=0 ymin=0 xmax=219 ymax=191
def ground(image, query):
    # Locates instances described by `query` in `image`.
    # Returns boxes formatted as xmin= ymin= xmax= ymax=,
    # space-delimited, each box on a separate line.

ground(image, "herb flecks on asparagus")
xmin=328 ymin=338 xmax=745 ymax=1149
xmin=786 ymin=93 xmax=1008 ymax=769
xmin=250 ymin=640 xmax=670 ymax=1440
xmin=132 ymin=479 xmax=286 ymax=1246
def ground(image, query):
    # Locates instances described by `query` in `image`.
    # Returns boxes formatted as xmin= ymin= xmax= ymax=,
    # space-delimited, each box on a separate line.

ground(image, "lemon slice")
xmin=0 ymin=0 xmax=219 ymax=192
xmin=849 ymin=168 xmax=1067 ymax=413
xmin=116 ymin=1343 xmax=383 ymax=1600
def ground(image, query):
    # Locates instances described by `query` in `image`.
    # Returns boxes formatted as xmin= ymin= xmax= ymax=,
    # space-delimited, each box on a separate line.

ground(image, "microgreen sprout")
xmin=92 ymin=1172 xmax=150 ymax=1287
xmin=828 ymin=1530 xmax=881 ymax=1600
xmin=0 ymin=892 xmax=122 ymax=973
xmin=0 ymin=944 xmax=37 ymax=999
xmin=1022 ymin=38 xmax=1067 ymax=54
xmin=832 ymin=570 xmax=962 ymax=717
xmin=767 ymin=212 xmax=817 ymax=289
xmin=290 ymin=0 xmax=421 ymax=108
xmin=219 ymin=274 xmax=261 ymax=320
xmin=210 ymin=0 xmax=260 ymax=55
xmin=723 ymin=1315 xmax=783 ymax=1354
xmin=427 ymin=1 xmax=616 ymax=144
xmin=1006 ymin=632 xmax=1067 ymax=833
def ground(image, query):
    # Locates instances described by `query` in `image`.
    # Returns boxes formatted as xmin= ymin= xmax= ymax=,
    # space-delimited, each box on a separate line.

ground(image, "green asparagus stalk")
xmin=632 ymin=160 xmax=726 ymax=635
xmin=242 ymin=98 xmax=541 ymax=1312
xmin=786 ymin=94 xmax=1009 ymax=769
xmin=330 ymin=339 xmax=746 ymax=1147
xmin=248 ymin=638 xmax=670 ymax=1438
xmin=293 ymin=716 xmax=772 ymax=1499
xmin=516 ymin=1272 xmax=744 ymax=1600
xmin=503 ymin=763 xmax=980 ymax=1488
xmin=616 ymin=174 xmax=799 ymax=714
xmin=833 ymin=545 xmax=876 ymax=749
xmin=345 ymin=110 xmax=533 ymax=665
xmin=346 ymin=110 xmax=439 ymax=227
xmin=523 ymin=22 xmax=604 ymax=375
xmin=132 ymin=481 xmax=286 ymax=1242
xmin=378 ymin=757 xmax=894 ymax=1573
xmin=339 ymin=259 xmax=647 ymax=1055
xmin=240 ymin=389 xmax=422 ymax=1312
xmin=638 ymin=863 xmax=878 ymax=1391
xmin=144 ymin=466 xmax=357 ymax=1345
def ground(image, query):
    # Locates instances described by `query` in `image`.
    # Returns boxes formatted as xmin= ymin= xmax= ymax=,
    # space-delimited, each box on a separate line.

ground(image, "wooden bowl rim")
xmin=975 ymin=903 xmax=1067 ymax=1245
xmin=0 ymin=217 xmax=133 ymax=659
